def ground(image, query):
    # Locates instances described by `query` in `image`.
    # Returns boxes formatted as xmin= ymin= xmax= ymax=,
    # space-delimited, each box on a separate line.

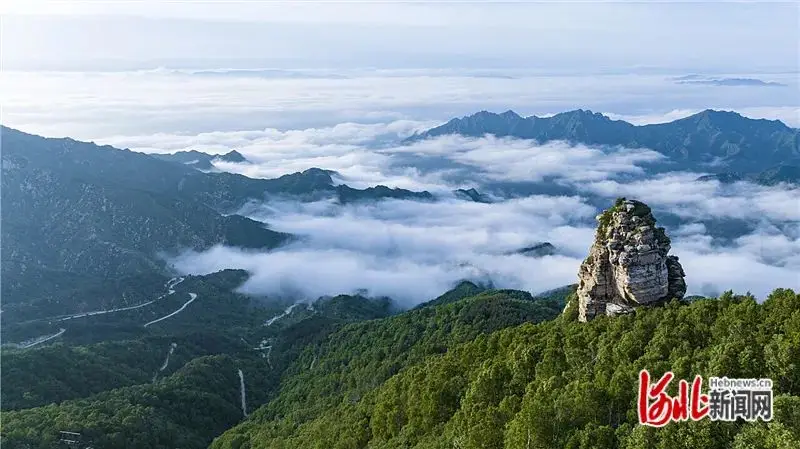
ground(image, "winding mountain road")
xmin=144 ymin=293 xmax=198 ymax=328
xmin=19 ymin=328 xmax=66 ymax=348
xmin=56 ymin=300 xmax=157 ymax=322
xmin=10 ymin=277 xmax=189 ymax=350
xmin=55 ymin=277 xmax=186 ymax=322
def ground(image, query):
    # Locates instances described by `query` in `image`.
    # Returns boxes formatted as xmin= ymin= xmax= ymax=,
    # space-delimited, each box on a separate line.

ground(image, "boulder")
xmin=577 ymin=198 xmax=686 ymax=322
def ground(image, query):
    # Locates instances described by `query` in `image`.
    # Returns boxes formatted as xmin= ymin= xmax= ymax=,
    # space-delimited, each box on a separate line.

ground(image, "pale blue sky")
xmin=2 ymin=1 xmax=798 ymax=72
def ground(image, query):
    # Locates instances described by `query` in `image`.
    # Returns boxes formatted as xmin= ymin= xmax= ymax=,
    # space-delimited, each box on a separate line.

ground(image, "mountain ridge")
xmin=0 ymin=126 xmax=434 ymax=322
xmin=153 ymin=149 xmax=249 ymax=169
xmin=407 ymin=108 xmax=800 ymax=175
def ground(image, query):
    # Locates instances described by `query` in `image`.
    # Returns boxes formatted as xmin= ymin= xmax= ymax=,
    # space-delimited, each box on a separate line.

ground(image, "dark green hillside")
xmin=0 ymin=354 xmax=275 ymax=449
xmin=0 ymin=286 xmax=558 ymax=449
xmin=0 ymin=270 xmax=264 ymax=346
xmin=0 ymin=126 xmax=433 ymax=323
xmin=211 ymin=289 xmax=565 ymax=445
xmin=0 ymin=271 xmax=168 ymax=325
xmin=212 ymin=289 xmax=800 ymax=449
xmin=1 ymin=126 xmax=290 ymax=320
xmin=755 ymin=164 xmax=800 ymax=185
xmin=1 ymin=333 xmax=245 ymax=411
xmin=415 ymin=281 xmax=489 ymax=309
xmin=0 ymin=293 xmax=399 ymax=449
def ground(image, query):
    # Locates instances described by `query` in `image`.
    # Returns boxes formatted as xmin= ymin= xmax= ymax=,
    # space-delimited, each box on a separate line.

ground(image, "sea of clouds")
xmin=164 ymin=135 xmax=800 ymax=305
xmin=5 ymin=69 xmax=798 ymax=305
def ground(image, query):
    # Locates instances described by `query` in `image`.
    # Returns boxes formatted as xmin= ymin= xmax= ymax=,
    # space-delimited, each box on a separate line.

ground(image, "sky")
xmin=2 ymin=1 xmax=798 ymax=72
xmin=2 ymin=1 xmax=798 ymax=305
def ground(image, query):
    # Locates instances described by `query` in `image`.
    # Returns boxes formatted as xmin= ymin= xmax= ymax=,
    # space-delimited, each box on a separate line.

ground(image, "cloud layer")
xmin=4 ymin=70 xmax=798 ymax=141
xmin=170 ymin=196 xmax=601 ymax=307
xmin=171 ymin=168 xmax=799 ymax=306
xmin=5 ymin=69 xmax=797 ymax=306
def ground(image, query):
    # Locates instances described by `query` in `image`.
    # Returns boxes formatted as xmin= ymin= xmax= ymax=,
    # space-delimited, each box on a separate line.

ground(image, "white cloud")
xmin=3 ymin=70 xmax=797 ymax=142
xmin=171 ymin=186 xmax=799 ymax=306
xmin=240 ymin=196 xmax=598 ymax=259
xmin=93 ymin=122 xmax=666 ymax=192
xmin=678 ymin=250 xmax=800 ymax=299
xmin=583 ymin=174 xmax=800 ymax=223
xmin=401 ymin=135 xmax=665 ymax=183
xmin=172 ymin=196 xmax=599 ymax=307
xmin=3 ymin=67 xmax=797 ymax=306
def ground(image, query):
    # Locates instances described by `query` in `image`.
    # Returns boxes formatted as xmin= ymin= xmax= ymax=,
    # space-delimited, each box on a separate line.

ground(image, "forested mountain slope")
xmin=2 ymin=354 xmax=274 ymax=449
xmin=212 ymin=289 xmax=800 ymax=449
xmin=0 ymin=286 xmax=566 ymax=449
xmin=1 ymin=126 xmax=431 ymax=325
xmin=1 ymin=333 xmax=245 ymax=411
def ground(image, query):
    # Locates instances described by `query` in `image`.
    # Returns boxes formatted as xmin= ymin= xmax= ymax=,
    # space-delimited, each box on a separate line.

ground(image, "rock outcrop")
xmin=577 ymin=198 xmax=686 ymax=322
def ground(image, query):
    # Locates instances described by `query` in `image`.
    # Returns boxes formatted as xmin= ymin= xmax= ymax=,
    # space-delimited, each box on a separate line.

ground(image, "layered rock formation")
xmin=577 ymin=198 xmax=686 ymax=322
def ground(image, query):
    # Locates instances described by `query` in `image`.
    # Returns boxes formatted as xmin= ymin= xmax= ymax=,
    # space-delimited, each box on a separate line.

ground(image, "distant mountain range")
xmin=407 ymin=109 xmax=799 ymax=178
xmin=153 ymin=149 xmax=249 ymax=170
xmin=0 ymin=126 xmax=431 ymax=321
xmin=673 ymin=75 xmax=787 ymax=87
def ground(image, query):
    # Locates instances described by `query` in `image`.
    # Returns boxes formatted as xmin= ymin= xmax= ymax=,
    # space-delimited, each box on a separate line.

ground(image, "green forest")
xmin=0 ymin=285 xmax=565 ymax=448
xmin=3 ymin=286 xmax=798 ymax=449
xmin=210 ymin=289 xmax=800 ymax=449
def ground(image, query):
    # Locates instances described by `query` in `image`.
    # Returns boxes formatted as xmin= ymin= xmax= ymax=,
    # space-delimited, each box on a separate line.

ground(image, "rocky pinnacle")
xmin=577 ymin=198 xmax=686 ymax=322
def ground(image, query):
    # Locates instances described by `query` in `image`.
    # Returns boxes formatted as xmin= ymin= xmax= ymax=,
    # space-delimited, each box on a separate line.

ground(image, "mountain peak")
xmin=301 ymin=167 xmax=336 ymax=177
xmin=699 ymin=108 xmax=739 ymax=116
xmin=216 ymin=150 xmax=247 ymax=163
xmin=499 ymin=109 xmax=521 ymax=119
xmin=454 ymin=187 xmax=491 ymax=203
xmin=692 ymin=108 xmax=742 ymax=121
xmin=510 ymin=242 xmax=556 ymax=257
xmin=553 ymin=109 xmax=607 ymax=120
xmin=464 ymin=109 xmax=523 ymax=121
xmin=679 ymin=109 xmax=795 ymax=134
xmin=471 ymin=110 xmax=494 ymax=118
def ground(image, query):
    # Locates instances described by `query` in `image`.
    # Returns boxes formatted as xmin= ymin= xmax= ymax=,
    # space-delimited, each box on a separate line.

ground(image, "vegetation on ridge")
xmin=0 ymin=286 xmax=565 ymax=449
xmin=212 ymin=289 xmax=800 ymax=449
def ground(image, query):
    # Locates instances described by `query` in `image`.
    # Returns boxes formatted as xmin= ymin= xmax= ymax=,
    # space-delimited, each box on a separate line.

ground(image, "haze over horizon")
xmin=3 ymin=1 xmax=798 ymax=137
